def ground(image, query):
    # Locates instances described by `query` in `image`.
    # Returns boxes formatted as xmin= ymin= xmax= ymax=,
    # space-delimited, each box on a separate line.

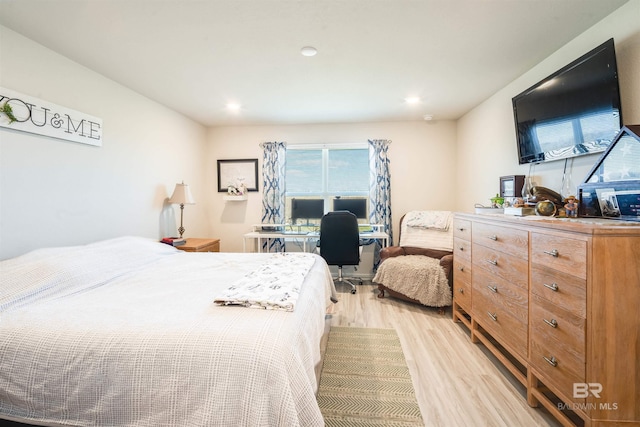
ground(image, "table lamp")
xmin=168 ymin=181 xmax=195 ymax=238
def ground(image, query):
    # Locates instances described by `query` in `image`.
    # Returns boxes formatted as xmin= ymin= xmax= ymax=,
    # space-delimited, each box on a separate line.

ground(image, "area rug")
xmin=317 ymin=326 xmax=424 ymax=426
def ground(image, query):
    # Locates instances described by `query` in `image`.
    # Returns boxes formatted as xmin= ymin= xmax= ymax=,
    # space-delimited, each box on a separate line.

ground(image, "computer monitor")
xmin=291 ymin=198 xmax=325 ymax=223
xmin=333 ymin=197 xmax=367 ymax=220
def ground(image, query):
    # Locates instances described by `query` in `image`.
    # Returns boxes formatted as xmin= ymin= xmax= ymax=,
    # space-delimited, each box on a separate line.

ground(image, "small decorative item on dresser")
xmin=564 ymin=195 xmax=578 ymax=217
xmin=500 ymin=175 xmax=525 ymax=198
xmin=174 ymin=238 xmax=220 ymax=253
xmin=535 ymin=200 xmax=556 ymax=216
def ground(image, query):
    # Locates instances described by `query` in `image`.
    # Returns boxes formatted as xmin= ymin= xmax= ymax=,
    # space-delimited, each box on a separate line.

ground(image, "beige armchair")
xmin=374 ymin=211 xmax=454 ymax=307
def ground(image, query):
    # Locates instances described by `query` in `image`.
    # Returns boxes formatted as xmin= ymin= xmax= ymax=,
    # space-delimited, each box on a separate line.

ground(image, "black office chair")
xmin=319 ymin=211 xmax=360 ymax=294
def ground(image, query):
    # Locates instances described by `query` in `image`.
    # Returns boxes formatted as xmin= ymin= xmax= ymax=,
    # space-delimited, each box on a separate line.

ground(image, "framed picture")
xmin=500 ymin=175 xmax=525 ymax=198
xmin=217 ymin=159 xmax=259 ymax=192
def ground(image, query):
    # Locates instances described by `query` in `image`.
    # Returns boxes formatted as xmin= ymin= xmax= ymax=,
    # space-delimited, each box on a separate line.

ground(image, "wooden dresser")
xmin=452 ymin=213 xmax=640 ymax=427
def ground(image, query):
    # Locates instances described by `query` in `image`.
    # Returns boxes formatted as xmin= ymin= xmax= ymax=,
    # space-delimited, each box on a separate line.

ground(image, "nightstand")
xmin=175 ymin=238 xmax=220 ymax=253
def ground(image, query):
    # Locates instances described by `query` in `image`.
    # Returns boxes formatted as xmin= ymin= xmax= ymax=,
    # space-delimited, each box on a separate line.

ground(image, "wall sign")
xmin=0 ymin=87 xmax=102 ymax=147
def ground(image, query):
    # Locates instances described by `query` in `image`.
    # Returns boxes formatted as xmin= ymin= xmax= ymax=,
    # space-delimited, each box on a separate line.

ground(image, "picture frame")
xmin=500 ymin=175 xmax=525 ymax=198
xmin=217 ymin=159 xmax=259 ymax=192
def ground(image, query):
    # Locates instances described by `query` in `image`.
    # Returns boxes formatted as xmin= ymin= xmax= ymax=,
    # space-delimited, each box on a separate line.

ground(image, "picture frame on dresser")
xmin=499 ymin=175 xmax=525 ymax=198
xmin=217 ymin=159 xmax=259 ymax=192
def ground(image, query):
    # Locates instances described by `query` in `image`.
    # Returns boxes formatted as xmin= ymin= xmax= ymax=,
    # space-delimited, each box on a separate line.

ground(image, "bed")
xmin=0 ymin=236 xmax=336 ymax=426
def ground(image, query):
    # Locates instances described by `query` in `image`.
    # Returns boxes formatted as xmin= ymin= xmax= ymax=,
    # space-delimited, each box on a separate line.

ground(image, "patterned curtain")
xmin=261 ymin=141 xmax=286 ymax=252
xmin=368 ymin=139 xmax=393 ymax=269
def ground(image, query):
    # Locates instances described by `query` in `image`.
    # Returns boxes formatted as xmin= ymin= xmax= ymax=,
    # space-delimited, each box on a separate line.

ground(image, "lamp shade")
xmin=168 ymin=181 xmax=195 ymax=205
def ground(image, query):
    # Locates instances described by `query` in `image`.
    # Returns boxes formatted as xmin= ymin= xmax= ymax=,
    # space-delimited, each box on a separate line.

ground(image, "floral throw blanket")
xmin=404 ymin=210 xmax=452 ymax=230
xmin=214 ymin=253 xmax=316 ymax=311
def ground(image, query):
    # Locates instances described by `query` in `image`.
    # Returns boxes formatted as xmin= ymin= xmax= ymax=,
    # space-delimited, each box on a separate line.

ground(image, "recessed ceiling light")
xmin=404 ymin=96 xmax=421 ymax=104
xmin=423 ymin=114 xmax=434 ymax=121
xmin=226 ymin=102 xmax=241 ymax=111
xmin=301 ymin=46 xmax=317 ymax=57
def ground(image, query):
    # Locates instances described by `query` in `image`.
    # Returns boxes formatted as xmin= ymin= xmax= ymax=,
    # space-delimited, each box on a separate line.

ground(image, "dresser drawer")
xmin=530 ymin=294 xmax=585 ymax=374
xmin=531 ymin=233 xmax=587 ymax=280
xmin=472 ymin=286 xmax=528 ymax=359
xmin=472 ymin=222 xmax=528 ymax=259
xmin=472 ymin=244 xmax=528 ymax=290
xmin=453 ymin=257 xmax=472 ymax=310
xmin=453 ymin=218 xmax=472 ymax=241
xmin=531 ymin=266 xmax=586 ymax=318
xmin=473 ymin=267 xmax=528 ymax=322
xmin=454 ymin=237 xmax=471 ymax=262
xmin=530 ymin=338 xmax=586 ymax=404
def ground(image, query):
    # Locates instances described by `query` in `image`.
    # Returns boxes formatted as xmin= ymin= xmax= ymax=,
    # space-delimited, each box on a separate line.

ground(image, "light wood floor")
xmin=322 ymin=281 xmax=561 ymax=427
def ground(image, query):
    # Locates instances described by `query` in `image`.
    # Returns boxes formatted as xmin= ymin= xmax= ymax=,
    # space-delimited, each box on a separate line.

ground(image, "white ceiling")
xmin=0 ymin=0 xmax=629 ymax=126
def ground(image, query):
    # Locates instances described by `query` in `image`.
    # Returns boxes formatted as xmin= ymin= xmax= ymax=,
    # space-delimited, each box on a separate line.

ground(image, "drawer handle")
xmin=544 ymin=249 xmax=559 ymax=257
xmin=543 ymin=282 xmax=559 ymax=292
xmin=458 ymin=288 xmax=464 ymax=294
xmin=487 ymin=285 xmax=498 ymax=293
xmin=486 ymin=259 xmax=498 ymax=266
xmin=487 ymin=311 xmax=497 ymax=321
xmin=459 ymin=246 xmax=465 ymax=251
xmin=543 ymin=355 xmax=558 ymax=367
xmin=458 ymin=227 xmax=465 ymax=232
xmin=488 ymin=235 xmax=498 ymax=241
xmin=543 ymin=318 xmax=558 ymax=328
xmin=458 ymin=266 xmax=464 ymax=271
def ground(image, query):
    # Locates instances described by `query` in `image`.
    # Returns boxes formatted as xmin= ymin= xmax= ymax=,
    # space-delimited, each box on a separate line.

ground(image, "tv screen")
xmin=333 ymin=197 xmax=367 ymax=219
xmin=291 ymin=198 xmax=324 ymax=222
xmin=513 ymin=38 xmax=622 ymax=165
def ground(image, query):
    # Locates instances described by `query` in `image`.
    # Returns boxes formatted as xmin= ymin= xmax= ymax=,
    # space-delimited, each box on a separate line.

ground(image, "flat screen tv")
xmin=513 ymin=38 xmax=622 ymax=165
xmin=291 ymin=198 xmax=324 ymax=223
xmin=333 ymin=197 xmax=367 ymax=219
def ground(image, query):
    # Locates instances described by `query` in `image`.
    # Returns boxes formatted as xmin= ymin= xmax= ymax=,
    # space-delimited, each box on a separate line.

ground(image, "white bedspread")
xmin=0 ymin=237 xmax=334 ymax=427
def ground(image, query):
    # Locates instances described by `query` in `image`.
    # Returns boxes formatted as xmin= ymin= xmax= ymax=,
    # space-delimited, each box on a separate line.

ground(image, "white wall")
xmin=3 ymin=0 xmax=638 ymax=260
xmin=206 ymin=121 xmax=457 ymax=253
xmin=0 ymin=26 xmax=209 ymax=259
xmin=455 ymin=0 xmax=640 ymax=211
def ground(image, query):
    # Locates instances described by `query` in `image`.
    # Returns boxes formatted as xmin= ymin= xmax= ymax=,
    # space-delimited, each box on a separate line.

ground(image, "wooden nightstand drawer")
xmin=531 ymin=233 xmax=587 ymax=279
xmin=472 ymin=244 xmax=528 ymax=290
xmin=472 ymin=222 xmax=528 ymax=259
xmin=453 ymin=218 xmax=472 ymax=241
xmin=176 ymin=238 xmax=220 ymax=252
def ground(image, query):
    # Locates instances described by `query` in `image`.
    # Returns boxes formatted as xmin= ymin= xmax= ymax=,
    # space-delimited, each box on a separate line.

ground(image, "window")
xmin=285 ymin=145 xmax=369 ymax=226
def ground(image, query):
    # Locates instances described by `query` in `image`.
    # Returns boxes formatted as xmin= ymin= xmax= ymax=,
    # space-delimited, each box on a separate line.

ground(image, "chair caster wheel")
xmin=351 ymin=289 xmax=356 ymax=294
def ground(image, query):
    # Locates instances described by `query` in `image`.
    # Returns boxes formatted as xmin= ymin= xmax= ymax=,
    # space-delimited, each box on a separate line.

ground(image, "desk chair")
xmin=319 ymin=211 xmax=360 ymax=294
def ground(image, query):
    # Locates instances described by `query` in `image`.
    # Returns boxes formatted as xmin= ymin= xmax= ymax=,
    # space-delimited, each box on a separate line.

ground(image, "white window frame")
xmin=285 ymin=143 xmax=369 ymax=223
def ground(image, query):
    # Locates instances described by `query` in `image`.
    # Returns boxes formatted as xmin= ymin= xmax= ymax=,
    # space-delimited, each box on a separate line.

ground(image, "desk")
xmin=243 ymin=231 xmax=389 ymax=253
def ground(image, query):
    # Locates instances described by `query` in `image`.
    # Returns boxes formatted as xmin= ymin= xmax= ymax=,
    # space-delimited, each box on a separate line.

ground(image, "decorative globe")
xmin=535 ymin=200 xmax=557 ymax=216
